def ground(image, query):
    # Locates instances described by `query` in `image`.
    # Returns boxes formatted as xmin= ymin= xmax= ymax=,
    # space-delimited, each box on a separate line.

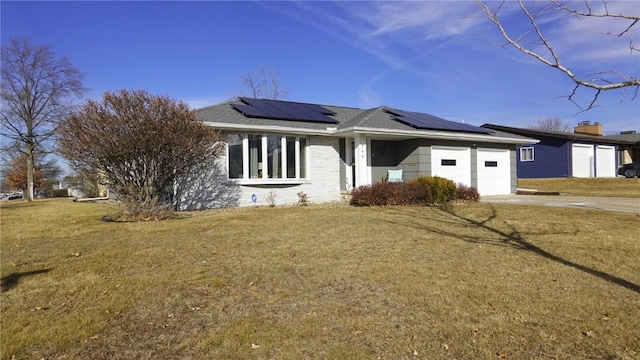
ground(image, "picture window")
xmin=227 ymin=133 xmax=308 ymax=180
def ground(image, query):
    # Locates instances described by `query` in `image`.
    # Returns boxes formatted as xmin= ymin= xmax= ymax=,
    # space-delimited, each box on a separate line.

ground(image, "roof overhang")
xmin=335 ymin=127 xmax=539 ymax=145
xmin=482 ymin=124 xmax=636 ymax=145
xmin=203 ymin=122 xmax=337 ymax=136
xmin=203 ymin=122 xmax=539 ymax=145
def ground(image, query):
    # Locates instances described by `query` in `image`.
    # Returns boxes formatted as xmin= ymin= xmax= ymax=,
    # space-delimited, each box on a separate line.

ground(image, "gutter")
xmin=203 ymin=122 xmax=539 ymax=145
xmin=335 ymin=127 xmax=540 ymax=145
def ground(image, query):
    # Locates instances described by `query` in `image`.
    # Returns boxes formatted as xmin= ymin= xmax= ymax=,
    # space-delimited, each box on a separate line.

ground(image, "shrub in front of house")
xmin=456 ymin=183 xmax=480 ymax=202
xmin=412 ymin=176 xmax=458 ymax=204
xmin=350 ymin=176 xmax=480 ymax=207
xmin=349 ymin=182 xmax=432 ymax=206
xmin=51 ymin=189 xmax=69 ymax=198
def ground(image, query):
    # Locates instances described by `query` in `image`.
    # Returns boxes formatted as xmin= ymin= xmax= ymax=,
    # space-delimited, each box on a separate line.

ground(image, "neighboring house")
xmin=194 ymin=97 xmax=537 ymax=207
xmin=481 ymin=123 xmax=637 ymax=179
xmin=604 ymin=131 xmax=640 ymax=166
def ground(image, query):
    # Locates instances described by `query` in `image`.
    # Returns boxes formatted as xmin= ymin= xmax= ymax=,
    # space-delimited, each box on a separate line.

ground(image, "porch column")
xmin=354 ymin=134 xmax=371 ymax=187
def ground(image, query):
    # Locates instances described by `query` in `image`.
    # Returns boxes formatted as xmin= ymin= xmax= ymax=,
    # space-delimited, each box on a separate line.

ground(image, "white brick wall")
xmin=227 ymin=136 xmax=342 ymax=207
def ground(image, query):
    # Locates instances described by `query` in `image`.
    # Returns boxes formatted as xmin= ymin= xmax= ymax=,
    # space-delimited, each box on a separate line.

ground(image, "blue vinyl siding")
xmin=518 ymin=137 xmax=571 ymax=178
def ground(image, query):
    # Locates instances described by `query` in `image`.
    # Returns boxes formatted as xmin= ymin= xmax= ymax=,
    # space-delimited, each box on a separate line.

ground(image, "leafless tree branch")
xmin=1 ymin=37 xmax=86 ymax=200
xmin=239 ymin=65 xmax=288 ymax=100
xmin=476 ymin=0 xmax=639 ymax=111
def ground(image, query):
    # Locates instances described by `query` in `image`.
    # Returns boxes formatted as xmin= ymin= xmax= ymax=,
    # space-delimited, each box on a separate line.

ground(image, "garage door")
xmin=477 ymin=149 xmax=511 ymax=195
xmin=431 ymin=147 xmax=471 ymax=187
xmin=572 ymin=144 xmax=594 ymax=178
xmin=596 ymin=145 xmax=615 ymax=177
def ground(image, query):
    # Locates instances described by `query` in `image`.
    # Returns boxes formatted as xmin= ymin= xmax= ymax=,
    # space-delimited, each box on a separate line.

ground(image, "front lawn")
xmin=518 ymin=177 xmax=640 ymax=197
xmin=1 ymin=199 xmax=639 ymax=359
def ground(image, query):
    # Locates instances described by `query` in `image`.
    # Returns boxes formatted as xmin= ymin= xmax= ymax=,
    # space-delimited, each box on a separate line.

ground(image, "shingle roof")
xmin=482 ymin=124 xmax=637 ymax=145
xmin=195 ymin=98 xmax=535 ymax=143
xmin=197 ymin=98 xmax=487 ymax=132
xmin=604 ymin=132 xmax=640 ymax=144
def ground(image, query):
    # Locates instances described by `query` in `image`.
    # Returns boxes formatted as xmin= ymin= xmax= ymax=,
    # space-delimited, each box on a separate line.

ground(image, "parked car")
xmin=7 ymin=193 xmax=22 ymax=200
xmin=617 ymin=162 xmax=640 ymax=178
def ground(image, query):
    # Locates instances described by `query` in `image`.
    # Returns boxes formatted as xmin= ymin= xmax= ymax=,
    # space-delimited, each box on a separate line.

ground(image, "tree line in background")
xmin=1 ymin=37 xmax=86 ymax=200
xmin=1 ymin=1 xmax=637 ymax=217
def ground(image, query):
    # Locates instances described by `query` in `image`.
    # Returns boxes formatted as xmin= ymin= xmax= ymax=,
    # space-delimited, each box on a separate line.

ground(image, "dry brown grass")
xmin=518 ymin=177 xmax=640 ymax=197
xmin=1 ymin=198 xmax=639 ymax=359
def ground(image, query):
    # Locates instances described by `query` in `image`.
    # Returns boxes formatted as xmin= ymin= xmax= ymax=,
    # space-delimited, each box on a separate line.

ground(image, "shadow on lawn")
xmin=398 ymin=205 xmax=640 ymax=294
xmin=1 ymin=269 xmax=51 ymax=293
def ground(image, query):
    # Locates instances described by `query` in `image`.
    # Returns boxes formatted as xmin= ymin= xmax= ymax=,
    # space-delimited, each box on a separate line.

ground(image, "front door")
xmin=345 ymin=139 xmax=356 ymax=190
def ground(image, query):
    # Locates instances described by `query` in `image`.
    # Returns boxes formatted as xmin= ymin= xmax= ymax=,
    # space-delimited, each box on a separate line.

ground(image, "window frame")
xmin=520 ymin=147 xmax=535 ymax=162
xmin=227 ymin=133 xmax=309 ymax=184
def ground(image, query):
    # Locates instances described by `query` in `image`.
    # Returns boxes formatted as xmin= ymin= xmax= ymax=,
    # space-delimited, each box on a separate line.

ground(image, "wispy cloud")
xmin=264 ymin=1 xmax=492 ymax=106
xmin=263 ymin=0 xmax=638 ymax=123
xmin=476 ymin=1 xmax=639 ymax=74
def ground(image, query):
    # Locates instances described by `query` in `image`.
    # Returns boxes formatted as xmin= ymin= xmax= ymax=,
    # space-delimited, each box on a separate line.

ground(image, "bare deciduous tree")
xmin=1 ymin=149 xmax=62 ymax=196
xmin=531 ymin=117 xmax=571 ymax=132
xmin=240 ymin=65 xmax=288 ymax=99
xmin=57 ymin=89 xmax=224 ymax=219
xmin=476 ymin=0 xmax=639 ymax=111
xmin=0 ymin=37 xmax=86 ymax=201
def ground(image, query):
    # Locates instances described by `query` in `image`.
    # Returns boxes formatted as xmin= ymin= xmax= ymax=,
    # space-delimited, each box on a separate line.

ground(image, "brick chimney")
xmin=574 ymin=121 xmax=603 ymax=136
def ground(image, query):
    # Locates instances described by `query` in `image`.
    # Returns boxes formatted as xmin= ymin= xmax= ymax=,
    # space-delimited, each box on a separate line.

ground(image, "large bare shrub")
xmin=57 ymin=89 xmax=223 ymax=219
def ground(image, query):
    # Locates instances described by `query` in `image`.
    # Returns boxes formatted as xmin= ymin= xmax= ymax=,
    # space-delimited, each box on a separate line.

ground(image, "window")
xmin=617 ymin=149 xmax=625 ymax=167
xmin=249 ymin=134 xmax=262 ymax=178
xmin=227 ymin=133 xmax=308 ymax=180
xmin=520 ymin=147 xmax=534 ymax=162
xmin=441 ymin=159 xmax=457 ymax=166
xmin=227 ymin=134 xmax=244 ymax=179
xmin=267 ymin=135 xmax=282 ymax=179
xmin=485 ymin=161 xmax=498 ymax=167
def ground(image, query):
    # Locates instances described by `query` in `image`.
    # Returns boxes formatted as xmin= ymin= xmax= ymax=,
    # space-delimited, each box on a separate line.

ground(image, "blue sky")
xmin=2 ymin=1 xmax=639 ymax=134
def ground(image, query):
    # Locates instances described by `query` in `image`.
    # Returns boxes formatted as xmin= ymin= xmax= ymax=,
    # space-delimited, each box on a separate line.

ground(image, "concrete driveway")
xmin=481 ymin=195 xmax=640 ymax=214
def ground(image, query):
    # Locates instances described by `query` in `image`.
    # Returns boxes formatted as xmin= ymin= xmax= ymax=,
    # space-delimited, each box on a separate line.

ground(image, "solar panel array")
xmin=385 ymin=108 xmax=492 ymax=134
xmin=232 ymin=97 xmax=339 ymax=124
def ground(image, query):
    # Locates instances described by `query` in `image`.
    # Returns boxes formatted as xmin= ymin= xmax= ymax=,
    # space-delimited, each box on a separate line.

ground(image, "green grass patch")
xmin=1 ymin=198 xmax=639 ymax=359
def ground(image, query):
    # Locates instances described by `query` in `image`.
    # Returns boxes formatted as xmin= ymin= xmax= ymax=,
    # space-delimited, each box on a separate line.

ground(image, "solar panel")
xmin=386 ymin=108 xmax=492 ymax=134
xmin=232 ymin=104 xmax=268 ymax=118
xmin=232 ymin=98 xmax=339 ymax=124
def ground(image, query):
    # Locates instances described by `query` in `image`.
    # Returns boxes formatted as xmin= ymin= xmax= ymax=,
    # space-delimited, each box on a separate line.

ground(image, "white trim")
xmin=520 ymin=147 xmax=534 ymax=162
xmin=205 ymin=122 xmax=335 ymax=135
xmin=572 ymin=143 xmax=595 ymax=178
xmin=227 ymin=133 xmax=309 ymax=181
xmin=242 ymin=135 xmax=249 ymax=177
xmin=294 ymin=137 xmax=300 ymax=179
xmin=595 ymin=145 xmax=616 ymax=178
xmin=206 ymin=123 xmax=539 ymax=145
xmin=231 ymin=179 xmax=311 ymax=186
xmin=345 ymin=139 xmax=354 ymax=191
xmin=354 ymin=134 xmax=370 ymax=187
xmin=339 ymin=127 xmax=539 ymax=145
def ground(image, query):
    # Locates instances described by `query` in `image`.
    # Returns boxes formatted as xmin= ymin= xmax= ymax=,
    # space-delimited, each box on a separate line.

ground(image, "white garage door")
xmin=431 ymin=147 xmax=471 ymax=187
xmin=596 ymin=145 xmax=615 ymax=177
xmin=477 ymin=149 xmax=511 ymax=195
xmin=572 ymin=144 xmax=594 ymax=178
